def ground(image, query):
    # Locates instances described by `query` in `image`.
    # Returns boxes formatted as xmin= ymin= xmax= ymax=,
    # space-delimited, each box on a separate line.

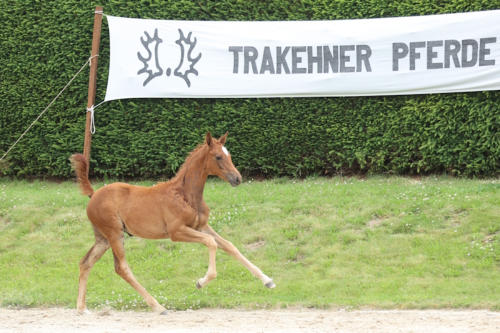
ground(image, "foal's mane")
xmin=169 ymin=143 xmax=208 ymax=183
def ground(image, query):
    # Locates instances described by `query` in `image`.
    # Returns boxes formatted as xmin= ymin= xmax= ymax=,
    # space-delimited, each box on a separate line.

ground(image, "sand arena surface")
xmin=0 ymin=308 xmax=499 ymax=333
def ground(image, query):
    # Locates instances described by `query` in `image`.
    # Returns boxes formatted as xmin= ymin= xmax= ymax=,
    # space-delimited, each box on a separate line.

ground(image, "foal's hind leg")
xmin=109 ymin=236 xmax=167 ymax=314
xmin=77 ymin=227 xmax=110 ymax=314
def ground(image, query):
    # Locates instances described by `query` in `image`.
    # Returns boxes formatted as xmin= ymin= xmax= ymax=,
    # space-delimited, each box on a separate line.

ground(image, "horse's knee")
xmin=224 ymin=240 xmax=236 ymax=252
xmin=206 ymin=237 xmax=217 ymax=250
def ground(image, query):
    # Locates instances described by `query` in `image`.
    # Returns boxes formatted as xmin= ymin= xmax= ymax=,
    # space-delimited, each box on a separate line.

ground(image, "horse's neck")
xmin=176 ymin=147 xmax=208 ymax=209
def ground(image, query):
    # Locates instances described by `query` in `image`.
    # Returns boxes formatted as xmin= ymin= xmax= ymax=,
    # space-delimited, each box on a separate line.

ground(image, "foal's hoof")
xmin=160 ymin=310 xmax=168 ymax=316
xmin=77 ymin=308 xmax=91 ymax=315
xmin=265 ymin=280 xmax=276 ymax=289
xmin=196 ymin=281 xmax=202 ymax=289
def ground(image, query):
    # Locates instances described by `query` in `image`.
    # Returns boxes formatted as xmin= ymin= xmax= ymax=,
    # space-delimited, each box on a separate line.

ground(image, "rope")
xmin=89 ymin=54 xmax=98 ymax=67
xmin=0 ymin=56 xmax=97 ymax=162
xmin=86 ymin=100 xmax=106 ymax=135
xmin=86 ymin=105 xmax=96 ymax=135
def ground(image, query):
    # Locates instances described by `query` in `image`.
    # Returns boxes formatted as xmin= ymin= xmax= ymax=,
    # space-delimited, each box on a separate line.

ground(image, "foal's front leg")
xmin=170 ymin=225 xmax=218 ymax=288
xmin=201 ymin=225 xmax=275 ymax=288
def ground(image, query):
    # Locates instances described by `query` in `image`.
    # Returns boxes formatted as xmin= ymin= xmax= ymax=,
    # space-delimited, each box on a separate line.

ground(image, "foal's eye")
xmin=216 ymin=155 xmax=222 ymax=161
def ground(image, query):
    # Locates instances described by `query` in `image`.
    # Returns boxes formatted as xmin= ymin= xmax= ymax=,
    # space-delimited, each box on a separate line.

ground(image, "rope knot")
xmin=88 ymin=54 xmax=99 ymax=67
xmin=86 ymin=105 xmax=96 ymax=134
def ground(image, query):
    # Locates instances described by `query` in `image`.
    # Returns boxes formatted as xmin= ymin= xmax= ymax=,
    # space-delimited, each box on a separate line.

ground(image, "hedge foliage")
xmin=0 ymin=0 xmax=499 ymax=178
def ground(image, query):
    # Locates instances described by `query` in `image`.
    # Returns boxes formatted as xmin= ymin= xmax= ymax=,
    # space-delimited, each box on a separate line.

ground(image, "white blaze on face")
xmin=222 ymin=146 xmax=229 ymax=156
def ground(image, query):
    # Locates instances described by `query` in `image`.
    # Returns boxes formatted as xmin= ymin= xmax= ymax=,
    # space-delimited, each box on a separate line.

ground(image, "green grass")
xmin=0 ymin=176 xmax=499 ymax=311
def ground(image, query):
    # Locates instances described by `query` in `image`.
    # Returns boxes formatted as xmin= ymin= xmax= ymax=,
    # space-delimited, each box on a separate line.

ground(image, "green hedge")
xmin=1 ymin=1 xmax=499 ymax=178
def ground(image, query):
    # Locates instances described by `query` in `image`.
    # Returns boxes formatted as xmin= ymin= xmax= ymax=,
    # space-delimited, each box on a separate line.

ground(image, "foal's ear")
xmin=219 ymin=132 xmax=228 ymax=145
xmin=205 ymin=132 xmax=213 ymax=146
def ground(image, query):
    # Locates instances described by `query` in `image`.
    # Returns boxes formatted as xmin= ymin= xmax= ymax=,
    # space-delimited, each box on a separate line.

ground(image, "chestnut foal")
xmin=71 ymin=132 xmax=275 ymax=314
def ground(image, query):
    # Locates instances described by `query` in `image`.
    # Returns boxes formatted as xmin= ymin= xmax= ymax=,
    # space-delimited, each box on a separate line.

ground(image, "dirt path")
xmin=0 ymin=308 xmax=498 ymax=333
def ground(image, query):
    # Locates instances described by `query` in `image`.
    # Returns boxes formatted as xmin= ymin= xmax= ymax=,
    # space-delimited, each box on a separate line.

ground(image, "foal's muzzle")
xmin=228 ymin=173 xmax=242 ymax=187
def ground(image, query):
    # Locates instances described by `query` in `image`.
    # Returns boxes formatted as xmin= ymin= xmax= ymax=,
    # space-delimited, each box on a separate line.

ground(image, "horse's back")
xmin=89 ymin=182 xmax=138 ymax=204
xmin=86 ymin=182 xmax=171 ymax=239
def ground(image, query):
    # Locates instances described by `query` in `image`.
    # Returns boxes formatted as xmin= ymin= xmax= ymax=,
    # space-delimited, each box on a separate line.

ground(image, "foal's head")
xmin=204 ymin=132 xmax=242 ymax=187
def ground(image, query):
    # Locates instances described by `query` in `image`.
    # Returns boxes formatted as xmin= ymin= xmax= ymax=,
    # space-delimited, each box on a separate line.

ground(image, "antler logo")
xmin=137 ymin=29 xmax=163 ymax=87
xmin=174 ymin=30 xmax=201 ymax=87
xmin=137 ymin=29 xmax=202 ymax=88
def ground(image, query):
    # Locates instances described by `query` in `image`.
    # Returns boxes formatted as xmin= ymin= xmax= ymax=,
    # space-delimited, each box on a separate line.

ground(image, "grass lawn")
xmin=0 ymin=176 xmax=498 ymax=310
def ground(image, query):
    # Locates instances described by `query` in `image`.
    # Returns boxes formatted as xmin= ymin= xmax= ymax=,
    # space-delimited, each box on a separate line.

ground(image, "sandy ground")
xmin=0 ymin=308 xmax=499 ymax=333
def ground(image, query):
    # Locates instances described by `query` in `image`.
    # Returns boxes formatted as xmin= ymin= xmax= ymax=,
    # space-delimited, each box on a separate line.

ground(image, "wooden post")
xmin=83 ymin=6 xmax=103 ymax=174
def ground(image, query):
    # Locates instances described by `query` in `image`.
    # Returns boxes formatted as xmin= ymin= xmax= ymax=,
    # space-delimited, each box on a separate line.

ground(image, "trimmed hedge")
xmin=0 ymin=1 xmax=499 ymax=178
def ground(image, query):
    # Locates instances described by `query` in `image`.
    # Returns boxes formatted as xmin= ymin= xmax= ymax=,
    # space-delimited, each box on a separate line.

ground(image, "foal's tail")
xmin=69 ymin=154 xmax=94 ymax=198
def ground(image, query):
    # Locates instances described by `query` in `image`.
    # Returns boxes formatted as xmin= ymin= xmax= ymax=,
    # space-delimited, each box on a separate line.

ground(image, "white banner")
xmin=104 ymin=10 xmax=500 ymax=100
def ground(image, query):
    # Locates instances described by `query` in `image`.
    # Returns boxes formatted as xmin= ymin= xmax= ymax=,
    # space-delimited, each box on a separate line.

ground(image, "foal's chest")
xmin=185 ymin=204 xmax=209 ymax=231
xmin=189 ymin=214 xmax=201 ymax=230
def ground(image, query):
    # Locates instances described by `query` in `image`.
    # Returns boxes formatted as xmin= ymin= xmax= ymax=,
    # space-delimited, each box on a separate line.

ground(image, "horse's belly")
xmin=122 ymin=220 xmax=168 ymax=239
xmin=121 ymin=206 xmax=170 ymax=239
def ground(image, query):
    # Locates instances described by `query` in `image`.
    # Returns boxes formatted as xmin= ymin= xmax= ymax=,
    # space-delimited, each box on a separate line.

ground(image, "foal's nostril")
xmin=229 ymin=174 xmax=241 ymax=187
